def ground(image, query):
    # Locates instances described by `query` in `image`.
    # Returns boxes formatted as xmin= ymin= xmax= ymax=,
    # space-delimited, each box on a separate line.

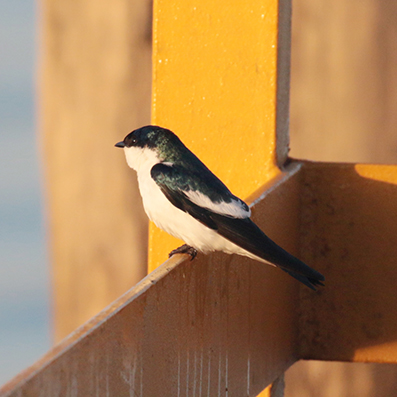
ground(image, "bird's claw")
xmin=169 ymin=244 xmax=198 ymax=261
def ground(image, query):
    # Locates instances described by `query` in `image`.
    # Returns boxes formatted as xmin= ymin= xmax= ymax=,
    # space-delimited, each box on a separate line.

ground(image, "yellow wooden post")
xmin=150 ymin=0 xmax=290 ymax=269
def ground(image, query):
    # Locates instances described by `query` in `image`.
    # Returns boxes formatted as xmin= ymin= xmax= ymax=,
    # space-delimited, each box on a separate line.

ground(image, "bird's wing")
xmin=151 ymin=162 xmax=250 ymax=219
xmin=151 ymin=163 xmax=324 ymax=290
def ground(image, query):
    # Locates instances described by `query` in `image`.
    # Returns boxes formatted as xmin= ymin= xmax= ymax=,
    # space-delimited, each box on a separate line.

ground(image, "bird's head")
xmin=115 ymin=125 xmax=183 ymax=171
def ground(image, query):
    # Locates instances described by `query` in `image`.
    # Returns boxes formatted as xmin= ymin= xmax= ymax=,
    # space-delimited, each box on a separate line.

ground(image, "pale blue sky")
xmin=0 ymin=0 xmax=50 ymax=385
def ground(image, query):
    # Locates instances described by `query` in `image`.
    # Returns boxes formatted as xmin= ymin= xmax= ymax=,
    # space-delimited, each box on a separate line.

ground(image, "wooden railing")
xmin=2 ymin=0 xmax=397 ymax=395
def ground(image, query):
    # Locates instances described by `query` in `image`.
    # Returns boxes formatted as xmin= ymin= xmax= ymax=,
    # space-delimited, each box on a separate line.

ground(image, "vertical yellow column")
xmin=151 ymin=0 xmax=290 ymax=271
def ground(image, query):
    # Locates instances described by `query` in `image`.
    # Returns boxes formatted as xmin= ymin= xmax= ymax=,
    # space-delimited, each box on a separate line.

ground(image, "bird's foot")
xmin=169 ymin=244 xmax=198 ymax=261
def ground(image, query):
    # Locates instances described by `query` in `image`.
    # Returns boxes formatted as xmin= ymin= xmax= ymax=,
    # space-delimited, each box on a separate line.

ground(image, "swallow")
xmin=116 ymin=125 xmax=324 ymax=290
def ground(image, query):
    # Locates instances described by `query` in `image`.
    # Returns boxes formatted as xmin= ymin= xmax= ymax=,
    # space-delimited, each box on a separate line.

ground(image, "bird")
xmin=115 ymin=125 xmax=325 ymax=290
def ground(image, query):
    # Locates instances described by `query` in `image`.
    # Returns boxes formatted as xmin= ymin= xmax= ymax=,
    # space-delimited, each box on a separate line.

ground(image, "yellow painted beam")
xmin=150 ymin=0 xmax=290 ymax=270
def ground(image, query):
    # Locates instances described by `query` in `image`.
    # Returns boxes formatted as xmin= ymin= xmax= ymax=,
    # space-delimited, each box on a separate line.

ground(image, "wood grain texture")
xmin=40 ymin=0 xmax=152 ymax=341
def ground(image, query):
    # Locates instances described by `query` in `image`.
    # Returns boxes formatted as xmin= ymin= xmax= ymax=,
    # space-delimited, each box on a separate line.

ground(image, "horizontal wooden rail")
xmin=2 ymin=160 xmax=397 ymax=396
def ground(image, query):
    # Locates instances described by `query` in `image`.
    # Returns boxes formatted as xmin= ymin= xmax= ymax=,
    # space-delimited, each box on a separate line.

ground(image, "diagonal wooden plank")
xmin=0 ymin=163 xmax=303 ymax=397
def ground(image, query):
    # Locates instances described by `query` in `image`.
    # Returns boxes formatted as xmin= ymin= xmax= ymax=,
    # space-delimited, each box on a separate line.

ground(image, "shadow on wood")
xmin=300 ymin=162 xmax=397 ymax=363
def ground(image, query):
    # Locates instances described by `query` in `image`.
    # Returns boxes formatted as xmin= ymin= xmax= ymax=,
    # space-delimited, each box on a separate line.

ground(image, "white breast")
xmin=122 ymin=146 xmax=259 ymax=257
xmin=136 ymin=167 xmax=227 ymax=253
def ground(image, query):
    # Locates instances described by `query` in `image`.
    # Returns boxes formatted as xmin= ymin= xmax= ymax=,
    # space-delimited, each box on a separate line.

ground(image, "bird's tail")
xmin=280 ymin=268 xmax=325 ymax=291
xmin=209 ymin=214 xmax=325 ymax=290
xmin=247 ymin=251 xmax=325 ymax=291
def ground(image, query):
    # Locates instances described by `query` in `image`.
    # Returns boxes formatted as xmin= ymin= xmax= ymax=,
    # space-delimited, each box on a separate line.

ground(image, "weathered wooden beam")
xmin=0 ymin=164 xmax=303 ymax=397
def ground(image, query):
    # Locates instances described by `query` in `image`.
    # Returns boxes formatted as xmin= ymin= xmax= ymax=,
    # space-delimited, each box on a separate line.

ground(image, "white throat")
xmin=123 ymin=146 xmax=162 ymax=173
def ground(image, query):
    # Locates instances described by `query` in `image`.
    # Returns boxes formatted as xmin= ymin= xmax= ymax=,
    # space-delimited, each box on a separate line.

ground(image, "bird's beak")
xmin=115 ymin=141 xmax=125 ymax=148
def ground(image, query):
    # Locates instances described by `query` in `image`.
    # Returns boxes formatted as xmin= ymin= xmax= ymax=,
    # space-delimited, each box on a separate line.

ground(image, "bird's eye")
xmin=127 ymin=135 xmax=138 ymax=146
